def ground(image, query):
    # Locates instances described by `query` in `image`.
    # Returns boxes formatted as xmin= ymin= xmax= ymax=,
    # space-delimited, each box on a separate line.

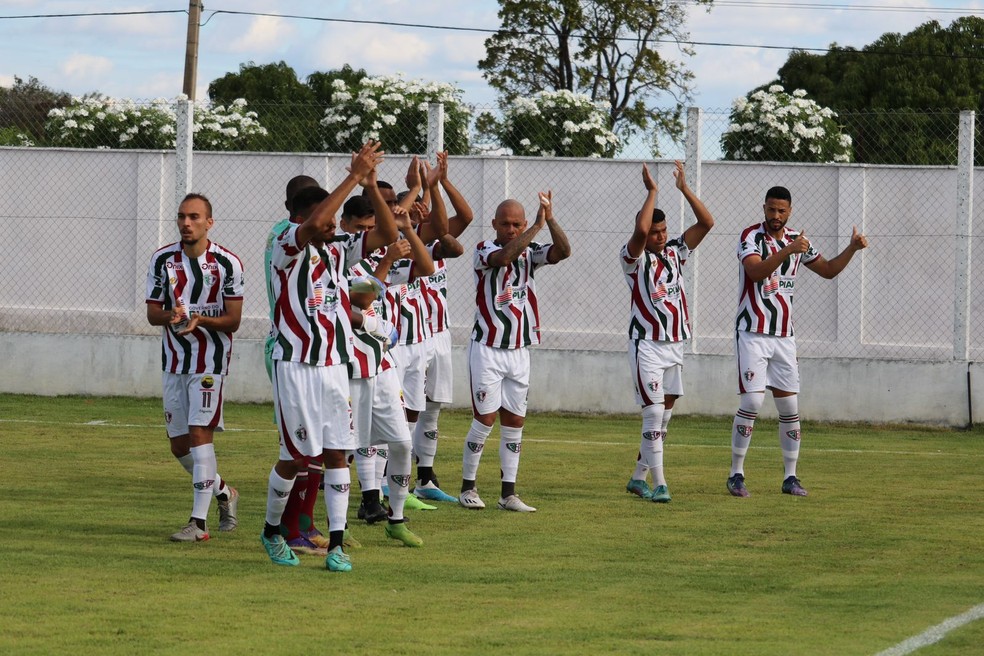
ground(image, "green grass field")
xmin=1 ymin=393 xmax=982 ymax=655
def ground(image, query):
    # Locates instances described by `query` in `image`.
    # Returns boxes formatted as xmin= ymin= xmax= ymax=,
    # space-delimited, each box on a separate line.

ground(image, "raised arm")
xmin=676 ymin=160 xmax=715 ymax=251
xmin=805 ymin=226 xmax=868 ymax=279
xmin=539 ymin=191 xmax=571 ymax=264
xmin=417 ymin=160 xmax=448 ymax=243
xmin=437 ymin=151 xmax=474 ymax=238
xmin=394 ymin=206 xmax=436 ymax=277
xmin=361 ymin=166 xmax=399 ymax=251
xmin=627 ymin=164 xmax=657 ymax=259
xmin=399 ymin=156 xmax=423 ymax=212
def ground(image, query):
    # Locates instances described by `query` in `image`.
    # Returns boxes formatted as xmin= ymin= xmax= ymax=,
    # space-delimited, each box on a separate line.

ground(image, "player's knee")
xmin=739 ymin=392 xmax=765 ymax=414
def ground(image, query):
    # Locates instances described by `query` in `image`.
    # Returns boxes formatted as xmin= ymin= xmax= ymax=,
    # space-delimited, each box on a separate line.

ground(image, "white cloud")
xmin=228 ymin=15 xmax=296 ymax=54
xmin=60 ymin=53 xmax=113 ymax=81
xmin=0 ymin=74 xmax=16 ymax=88
xmin=308 ymin=26 xmax=434 ymax=72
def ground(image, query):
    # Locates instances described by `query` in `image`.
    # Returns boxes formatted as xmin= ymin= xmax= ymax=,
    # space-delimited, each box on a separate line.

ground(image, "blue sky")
xmin=1 ymin=0 xmax=981 ymax=110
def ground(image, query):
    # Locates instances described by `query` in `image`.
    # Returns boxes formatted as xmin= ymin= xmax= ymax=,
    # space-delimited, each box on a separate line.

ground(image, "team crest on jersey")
xmin=193 ymin=479 xmax=214 ymax=491
xmin=475 ymin=390 xmax=487 ymax=403
xmin=424 ymin=430 xmax=438 ymax=440
xmin=737 ymin=425 xmax=753 ymax=437
xmin=202 ymin=273 xmax=214 ymax=287
xmin=647 ymin=381 xmax=660 ymax=393
xmin=294 ymin=426 xmax=308 ymax=442
xmin=506 ymin=442 xmax=521 ymax=454
xmin=785 ymin=429 xmax=801 ymax=441
xmin=643 ymin=430 xmax=659 ymax=441
xmin=743 ymin=370 xmax=755 ymax=382
xmin=164 ymin=411 xmax=172 ymax=424
xmin=390 ymin=474 xmax=411 ymax=488
xmin=329 ymin=484 xmax=350 ymax=493
xmin=201 ymin=375 xmax=214 ymax=389
xmin=467 ymin=441 xmax=485 ymax=454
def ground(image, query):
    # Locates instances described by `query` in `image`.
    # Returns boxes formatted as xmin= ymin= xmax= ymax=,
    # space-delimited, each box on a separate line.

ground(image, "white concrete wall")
xmin=2 ymin=332 xmax=978 ymax=426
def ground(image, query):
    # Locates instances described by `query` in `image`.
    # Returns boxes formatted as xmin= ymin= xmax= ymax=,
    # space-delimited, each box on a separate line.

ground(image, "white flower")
xmin=519 ymin=138 xmax=531 ymax=147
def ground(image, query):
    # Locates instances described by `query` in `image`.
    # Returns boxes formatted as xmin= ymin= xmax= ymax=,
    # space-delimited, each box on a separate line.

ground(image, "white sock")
xmin=499 ymin=426 xmax=523 ymax=484
xmin=731 ymin=393 xmax=764 ymax=476
xmin=462 ymin=420 xmax=493 ymax=481
xmin=413 ymin=403 xmax=441 ymax=468
xmin=354 ymin=447 xmax=378 ymax=491
xmin=386 ymin=441 xmax=412 ymax=521
xmin=775 ymin=395 xmax=802 ymax=478
xmin=264 ymin=466 xmax=295 ymax=527
xmin=375 ymin=446 xmax=388 ymax=494
xmin=653 ymin=408 xmax=673 ymax=486
xmin=406 ymin=421 xmax=417 ymax=459
xmin=190 ymin=444 xmax=216 ymax=522
xmin=176 ymin=452 xmax=194 ymax=475
xmin=323 ymin=467 xmax=350 ymax=533
xmin=638 ymin=404 xmax=664 ymax=484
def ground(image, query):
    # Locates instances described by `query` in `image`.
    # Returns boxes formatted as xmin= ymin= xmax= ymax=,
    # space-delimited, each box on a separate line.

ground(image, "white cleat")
xmin=496 ymin=495 xmax=536 ymax=513
xmin=458 ymin=488 xmax=486 ymax=509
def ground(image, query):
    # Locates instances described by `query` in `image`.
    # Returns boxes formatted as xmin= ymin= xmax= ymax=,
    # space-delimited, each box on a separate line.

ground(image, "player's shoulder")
xmin=149 ymin=241 xmax=181 ymax=263
xmin=739 ymin=223 xmax=764 ymax=240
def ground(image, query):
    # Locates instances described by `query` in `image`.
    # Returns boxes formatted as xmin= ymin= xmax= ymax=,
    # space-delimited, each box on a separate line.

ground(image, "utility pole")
xmin=182 ymin=1 xmax=203 ymax=100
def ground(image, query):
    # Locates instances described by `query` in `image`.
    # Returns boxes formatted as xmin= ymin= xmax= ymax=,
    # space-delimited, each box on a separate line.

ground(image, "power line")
xmin=0 ymin=10 xmax=184 ymax=20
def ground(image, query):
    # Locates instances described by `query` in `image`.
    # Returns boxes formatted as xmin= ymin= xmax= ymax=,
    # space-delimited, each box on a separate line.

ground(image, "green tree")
xmin=773 ymin=17 xmax=984 ymax=165
xmin=0 ymin=76 xmax=71 ymax=145
xmin=307 ymin=64 xmax=368 ymax=106
xmin=208 ymin=61 xmax=319 ymax=152
xmin=479 ymin=0 xmax=713 ymax=151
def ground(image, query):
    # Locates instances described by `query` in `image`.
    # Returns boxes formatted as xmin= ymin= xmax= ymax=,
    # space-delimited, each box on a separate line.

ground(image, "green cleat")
xmin=325 ymin=546 xmax=352 ymax=572
xmin=342 ymin=528 xmax=362 ymax=550
xmin=384 ymin=521 xmax=423 ymax=547
xmin=626 ymin=478 xmax=653 ymax=499
xmin=261 ymin=533 xmax=299 ymax=567
xmin=650 ymin=484 xmax=672 ymax=503
xmin=403 ymin=493 xmax=437 ymax=511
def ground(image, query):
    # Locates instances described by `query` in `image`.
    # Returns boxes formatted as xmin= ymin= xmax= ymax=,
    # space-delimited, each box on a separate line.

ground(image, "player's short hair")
xmin=181 ymin=193 xmax=212 ymax=217
xmin=291 ymin=186 xmax=329 ymax=219
xmin=362 ymin=180 xmax=394 ymax=197
xmin=397 ymin=190 xmax=422 ymax=204
xmin=765 ymin=186 xmax=792 ymax=203
xmin=285 ymin=176 xmax=319 ymax=213
xmin=342 ymin=196 xmax=374 ymax=220
xmin=634 ymin=208 xmax=666 ymax=224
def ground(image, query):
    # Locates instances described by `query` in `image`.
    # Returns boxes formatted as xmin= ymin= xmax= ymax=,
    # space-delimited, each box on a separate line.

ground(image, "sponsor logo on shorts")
xmin=737 ymin=425 xmax=753 ymax=437
xmin=785 ymin=429 xmax=801 ymax=441
xmin=390 ymin=475 xmax=411 ymax=488
xmin=329 ymin=484 xmax=350 ymax=493
xmin=201 ymin=375 xmax=214 ymax=389
xmin=164 ymin=411 xmax=172 ymax=424
xmin=295 ymin=426 xmax=308 ymax=442
xmin=424 ymin=430 xmax=438 ymax=441
xmin=643 ymin=430 xmax=659 ymax=441
xmin=506 ymin=442 xmax=521 ymax=454
xmin=743 ymin=370 xmax=755 ymax=382
xmin=467 ymin=441 xmax=484 ymax=454
xmin=193 ymin=479 xmax=214 ymax=491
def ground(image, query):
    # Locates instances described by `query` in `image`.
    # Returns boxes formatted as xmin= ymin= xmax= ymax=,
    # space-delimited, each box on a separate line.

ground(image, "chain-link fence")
xmin=1 ymin=100 xmax=981 ymax=364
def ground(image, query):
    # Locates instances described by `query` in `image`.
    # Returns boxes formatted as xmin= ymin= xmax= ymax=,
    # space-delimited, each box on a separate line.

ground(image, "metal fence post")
xmin=427 ymin=102 xmax=445 ymax=162
xmin=953 ymin=110 xmax=975 ymax=362
xmin=174 ymin=98 xmax=194 ymax=217
xmin=684 ymin=107 xmax=702 ymax=354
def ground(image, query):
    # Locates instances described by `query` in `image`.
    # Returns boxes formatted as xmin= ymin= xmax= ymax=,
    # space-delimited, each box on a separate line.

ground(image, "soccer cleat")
xmin=216 ymin=486 xmax=239 ymax=532
xmin=384 ymin=522 xmax=423 ymax=547
xmin=286 ymin=535 xmax=327 ymax=556
xmin=342 ymin=528 xmax=362 ymax=550
xmin=404 ymin=493 xmax=438 ymax=511
xmin=650 ymin=485 xmax=672 ymax=503
xmin=727 ymin=473 xmax=750 ymax=498
xmin=413 ymin=481 xmax=459 ymax=503
xmin=261 ymin=533 xmax=300 ymax=566
xmin=626 ymin=478 xmax=654 ymax=499
xmin=781 ymin=476 xmax=808 ymax=497
xmin=302 ymin=528 xmax=331 ymax=550
xmin=325 ymin=546 xmax=352 ymax=573
xmin=458 ymin=488 xmax=485 ymax=509
xmin=362 ymin=501 xmax=389 ymax=524
xmin=170 ymin=521 xmax=209 ymax=542
xmin=496 ymin=494 xmax=537 ymax=512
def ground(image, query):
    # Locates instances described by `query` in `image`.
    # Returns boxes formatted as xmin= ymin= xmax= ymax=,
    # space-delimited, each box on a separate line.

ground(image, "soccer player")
xmin=458 ymin=191 xmax=571 ymax=512
xmin=727 ymin=186 xmax=868 ymax=498
xmin=342 ymin=196 xmax=433 ymax=547
xmin=262 ymin=141 xmax=396 ymax=571
xmin=145 ymin=193 xmax=243 ymax=542
xmin=412 ymin=151 xmax=472 ymax=503
xmin=262 ymin=175 xmax=335 ymax=556
xmin=622 ymin=162 xmax=714 ymax=503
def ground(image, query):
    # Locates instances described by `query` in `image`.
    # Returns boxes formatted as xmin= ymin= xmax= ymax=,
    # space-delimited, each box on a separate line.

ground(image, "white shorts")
xmin=349 ymin=368 xmax=411 ymax=449
xmin=627 ymin=339 xmax=684 ymax=407
xmin=393 ymin=339 xmax=434 ymax=411
xmin=162 ymin=372 xmax=225 ymax=438
xmin=424 ymin=329 xmax=454 ymax=404
xmin=273 ymin=360 xmax=353 ymax=459
xmin=467 ymin=341 xmax=530 ymax=417
xmin=735 ymin=331 xmax=800 ymax=394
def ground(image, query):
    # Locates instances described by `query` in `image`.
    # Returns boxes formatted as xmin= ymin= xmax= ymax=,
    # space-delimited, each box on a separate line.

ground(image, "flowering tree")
xmin=44 ymin=96 xmax=268 ymax=150
xmin=477 ymin=89 xmax=619 ymax=157
xmin=319 ymin=74 xmax=471 ymax=155
xmin=721 ymin=85 xmax=853 ymax=163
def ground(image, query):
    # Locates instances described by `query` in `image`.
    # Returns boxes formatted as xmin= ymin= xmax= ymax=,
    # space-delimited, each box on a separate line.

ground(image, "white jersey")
xmin=471 ymin=239 xmax=553 ymax=350
xmin=736 ymin=222 xmax=820 ymax=337
xmin=620 ymin=238 xmax=691 ymax=342
xmin=347 ymin=252 xmax=396 ymax=379
xmin=388 ymin=258 xmax=431 ymax=346
xmin=145 ymin=240 xmax=244 ymax=375
xmin=270 ymin=224 xmax=367 ymax=366
xmin=423 ymin=245 xmax=450 ymax=334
